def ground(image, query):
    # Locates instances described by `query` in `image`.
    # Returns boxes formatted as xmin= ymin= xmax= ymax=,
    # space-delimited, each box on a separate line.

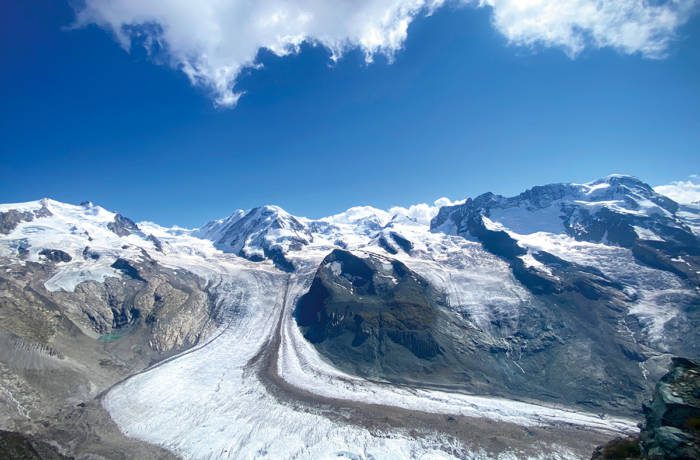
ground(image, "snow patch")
xmin=633 ymin=226 xmax=665 ymax=242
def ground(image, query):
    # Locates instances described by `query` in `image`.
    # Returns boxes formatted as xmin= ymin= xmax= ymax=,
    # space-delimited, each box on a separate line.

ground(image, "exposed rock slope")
xmin=0 ymin=199 xmax=219 ymax=458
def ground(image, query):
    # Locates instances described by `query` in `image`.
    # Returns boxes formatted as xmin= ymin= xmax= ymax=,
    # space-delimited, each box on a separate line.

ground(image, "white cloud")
xmin=389 ymin=197 xmax=465 ymax=225
xmin=74 ymin=0 xmax=446 ymax=106
xmin=73 ymin=0 xmax=697 ymax=106
xmin=655 ymin=178 xmax=700 ymax=204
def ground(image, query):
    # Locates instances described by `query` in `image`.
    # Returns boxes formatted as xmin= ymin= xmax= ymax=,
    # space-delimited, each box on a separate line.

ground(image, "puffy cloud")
xmin=74 ymin=0 xmax=446 ymax=106
xmin=655 ymin=177 xmax=700 ymax=204
xmin=389 ymin=197 xmax=465 ymax=225
xmin=72 ymin=0 xmax=697 ymax=106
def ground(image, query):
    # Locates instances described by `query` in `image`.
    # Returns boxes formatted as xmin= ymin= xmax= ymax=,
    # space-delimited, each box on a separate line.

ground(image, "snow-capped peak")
xmin=0 ymin=198 xmax=167 ymax=291
xmin=431 ymin=175 xmax=696 ymax=240
xmin=0 ymin=198 xmax=136 ymax=230
xmin=207 ymin=205 xmax=313 ymax=265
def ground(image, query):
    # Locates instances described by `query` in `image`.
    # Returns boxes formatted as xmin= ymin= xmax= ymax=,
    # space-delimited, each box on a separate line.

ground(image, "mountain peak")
xmin=253 ymin=204 xmax=289 ymax=215
xmin=584 ymin=174 xmax=650 ymax=191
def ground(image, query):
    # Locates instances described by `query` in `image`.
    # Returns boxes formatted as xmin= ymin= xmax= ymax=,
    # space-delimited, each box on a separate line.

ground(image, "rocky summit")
xmin=0 ymin=175 xmax=699 ymax=459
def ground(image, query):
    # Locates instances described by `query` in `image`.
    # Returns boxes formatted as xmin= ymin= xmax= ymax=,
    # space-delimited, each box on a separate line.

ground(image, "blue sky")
xmin=1 ymin=1 xmax=699 ymax=226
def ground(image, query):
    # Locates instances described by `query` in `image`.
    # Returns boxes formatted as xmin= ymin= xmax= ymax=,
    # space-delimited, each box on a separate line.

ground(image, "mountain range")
xmin=0 ymin=174 xmax=698 ymax=459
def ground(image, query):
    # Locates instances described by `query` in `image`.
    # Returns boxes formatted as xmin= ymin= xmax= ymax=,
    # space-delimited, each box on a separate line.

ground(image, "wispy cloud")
xmin=480 ymin=0 xmax=697 ymax=58
xmin=655 ymin=176 xmax=700 ymax=204
xmin=73 ymin=0 xmax=698 ymax=106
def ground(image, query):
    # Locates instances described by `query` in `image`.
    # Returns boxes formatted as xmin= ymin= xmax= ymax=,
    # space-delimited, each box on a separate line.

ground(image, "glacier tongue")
xmin=103 ymin=264 xmax=469 ymax=459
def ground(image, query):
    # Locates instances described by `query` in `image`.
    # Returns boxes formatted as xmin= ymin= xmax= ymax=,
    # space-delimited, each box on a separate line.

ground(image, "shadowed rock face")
xmin=0 ymin=430 xmax=69 ymax=459
xmin=390 ymin=232 xmax=413 ymax=253
xmin=0 ymin=210 xmax=34 ymax=235
xmin=295 ymin=249 xmax=660 ymax=415
xmin=295 ymin=249 xmax=445 ymax=365
xmin=110 ymin=257 xmax=145 ymax=282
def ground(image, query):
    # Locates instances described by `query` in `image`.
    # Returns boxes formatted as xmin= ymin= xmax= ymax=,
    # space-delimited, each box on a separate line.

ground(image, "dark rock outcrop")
xmin=591 ymin=357 xmax=700 ymax=459
xmin=0 ymin=204 xmax=52 ymax=235
xmin=147 ymin=234 xmax=164 ymax=252
xmin=110 ymin=258 xmax=145 ymax=282
xmin=377 ymin=235 xmax=398 ymax=254
xmin=107 ymin=214 xmax=140 ymax=237
xmin=640 ymin=357 xmax=700 ymax=459
xmin=391 ymin=232 xmax=413 ymax=253
xmin=295 ymin=249 xmax=449 ymax=378
xmin=591 ymin=436 xmax=641 ymax=460
xmin=81 ymin=247 xmax=100 ymax=260
xmin=0 ymin=430 xmax=69 ymax=459
xmin=38 ymin=249 xmax=72 ymax=263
